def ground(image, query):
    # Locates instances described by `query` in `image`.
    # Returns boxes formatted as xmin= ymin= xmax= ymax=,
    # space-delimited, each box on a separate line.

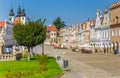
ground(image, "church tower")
xmin=9 ymin=5 xmax=26 ymax=25
xmin=9 ymin=7 xmax=14 ymax=23
xmin=16 ymin=5 xmax=22 ymax=19
xmin=21 ymin=8 xmax=26 ymax=24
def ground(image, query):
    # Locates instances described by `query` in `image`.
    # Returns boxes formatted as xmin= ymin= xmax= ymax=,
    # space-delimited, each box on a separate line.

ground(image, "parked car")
xmin=72 ymin=48 xmax=79 ymax=52
xmin=81 ymin=49 xmax=92 ymax=53
xmin=54 ymin=44 xmax=61 ymax=49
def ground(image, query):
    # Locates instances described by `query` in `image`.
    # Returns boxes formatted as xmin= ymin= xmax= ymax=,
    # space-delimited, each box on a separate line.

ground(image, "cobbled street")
xmin=44 ymin=45 xmax=120 ymax=78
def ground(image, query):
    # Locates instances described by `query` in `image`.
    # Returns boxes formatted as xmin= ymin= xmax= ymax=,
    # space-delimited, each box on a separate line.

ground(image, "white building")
xmin=79 ymin=23 xmax=83 ymax=48
xmin=45 ymin=25 xmax=58 ymax=45
xmin=94 ymin=9 xmax=103 ymax=53
xmin=101 ymin=7 xmax=111 ymax=53
xmin=0 ymin=20 xmax=15 ymax=53
xmin=90 ymin=19 xmax=96 ymax=52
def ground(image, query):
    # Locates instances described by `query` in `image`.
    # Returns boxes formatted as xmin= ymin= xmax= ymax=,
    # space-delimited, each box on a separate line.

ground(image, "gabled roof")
xmin=0 ymin=21 xmax=5 ymax=27
xmin=47 ymin=25 xmax=58 ymax=31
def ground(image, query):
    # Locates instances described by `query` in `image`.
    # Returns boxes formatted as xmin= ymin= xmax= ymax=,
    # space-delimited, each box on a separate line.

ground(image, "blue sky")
xmin=0 ymin=0 xmax=117 ymax=26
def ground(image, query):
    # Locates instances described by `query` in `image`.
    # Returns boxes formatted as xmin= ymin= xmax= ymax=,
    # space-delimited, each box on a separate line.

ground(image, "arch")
xmin=116 ymin=41 xmax=119 ymax=51
xmin=108 ymin=43 xmax=111 ymax=53
xmin=109 ymin=43 xmax=111 ymax=47
xmin=90 ymin=43 xmax=92 ymax=46
xmin=106 ymin=43 xmax=109 ymax=53
xmin=112 ymin=41 xmax=115 ymax=51
xmin=94 ymin=43 xmax=97 ymax=53
xmin=103 ymin=43 xmax=105 ymax=53
xmin=93 ymin=43 xmax=95 ymax=47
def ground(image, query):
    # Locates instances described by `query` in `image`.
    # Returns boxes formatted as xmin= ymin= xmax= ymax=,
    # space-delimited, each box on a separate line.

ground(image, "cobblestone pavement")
xmin=44 ymin=46 xmax=120 ymax=78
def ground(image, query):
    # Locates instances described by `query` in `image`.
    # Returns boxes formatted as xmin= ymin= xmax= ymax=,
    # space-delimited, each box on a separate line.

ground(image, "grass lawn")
xmin=0 ymin=57 xmax=63 ymax=78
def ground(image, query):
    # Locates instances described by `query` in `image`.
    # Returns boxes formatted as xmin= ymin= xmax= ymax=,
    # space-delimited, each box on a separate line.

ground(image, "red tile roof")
xmin=47 ymin=25 xmax=58 ymax=31
xmin=0 ymin=21 xmax=5 ymax=27
xmin=14 ymin=19 xmax=21 ymax=25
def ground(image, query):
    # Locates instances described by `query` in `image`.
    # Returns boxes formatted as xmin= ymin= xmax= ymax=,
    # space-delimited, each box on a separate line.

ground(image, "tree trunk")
xmin=42 ymin=43 xmax=44 ymax=56
xmin=0 ymin=46 xmax=2 ymax=55
xmin=30 ymin=47 xmax=33 ymax=57
xmin=28 ymin=47 xmax=30 ymax=61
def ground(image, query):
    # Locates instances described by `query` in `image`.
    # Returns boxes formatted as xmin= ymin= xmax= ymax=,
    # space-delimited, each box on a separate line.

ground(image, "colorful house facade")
xmin=45 ymin=25 xmax=58 ymax=45
xmin=79 ymin=20 xmax=90 ymax=49
xmin=101 ymin=7 xmax=111 ymax=53
xmin=94 ymin=9 xmax=103 ymax=53
xmin=90 ymin=19 xmax=96 ymax=52
xmin=110 ymin=2 xmax=120 ymax=53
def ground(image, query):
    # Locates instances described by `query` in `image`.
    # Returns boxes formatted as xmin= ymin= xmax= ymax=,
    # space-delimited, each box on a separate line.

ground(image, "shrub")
xmin=39 ymin=55 xmax=48 ymax=72
xmin=16 ymin=53 xmax=22 ymax=60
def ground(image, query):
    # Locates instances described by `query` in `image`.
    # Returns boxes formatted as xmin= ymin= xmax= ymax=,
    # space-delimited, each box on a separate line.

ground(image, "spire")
xmin=16 ymin=5 xmax=22 ymax=17
xmin=9 ymin=6 xmax=14 ymax=16
xmin=21 ymin=8 xmax=26 ymax=16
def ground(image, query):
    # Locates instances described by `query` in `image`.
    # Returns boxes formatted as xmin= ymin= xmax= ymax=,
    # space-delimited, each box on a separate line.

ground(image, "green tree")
xmin=13 ymin=19 xmax=46 ymax=61
xmin=53 ymin=17 xmax=66 ymax=30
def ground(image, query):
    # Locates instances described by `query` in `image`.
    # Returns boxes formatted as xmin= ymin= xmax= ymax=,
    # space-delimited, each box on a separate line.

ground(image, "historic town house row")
xmin=58 ymin=2 xmax=120 ymax=53
xmin=45 ymin=1 xmax=120 ymax=54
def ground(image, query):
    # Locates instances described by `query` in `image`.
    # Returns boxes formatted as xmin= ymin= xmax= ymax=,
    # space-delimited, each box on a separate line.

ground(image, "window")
xmin=103 ymin=32 xmax=104 ymax=38
xmin=22 ymin=17 xmax=24 ymax=20
xmin=52 ymin=38 xmax=54 ymax=42
xmin=108 ymin=31 xmax=109 ymax=36
xmin=116 ymin=30 xmax=118 ymax=36
xmin=116 ymin=16 xmax=118 ymax=24
xmin=54 ymin=33 xmax=56 ymax=36
xmin=54 ymin=38 xmax=55 ymax=42
xmin=106 ymin=31 xmax=108 ymax=38
xmin=119 ymin=29 xmax=120 ymax=36
xmin=113 ymin=19 xmax=115 ymax=23
xmin=112 ymin=30 xmax=114 ymax=36
xmin=105 ymin=31 xmax=106 ymax=38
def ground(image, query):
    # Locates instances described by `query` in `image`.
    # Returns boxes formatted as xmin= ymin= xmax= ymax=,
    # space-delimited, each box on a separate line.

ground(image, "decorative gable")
xmin=95 ymin=9 xmax=102 ymax=28
xmin=103 ymin=8 xmax=110 ymax=27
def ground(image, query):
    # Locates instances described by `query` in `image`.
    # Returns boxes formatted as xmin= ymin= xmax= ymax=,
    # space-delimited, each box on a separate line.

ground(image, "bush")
xmin=39 ymin=55 xmax=48 ymax=66
xmin=16 ymin=53 xmax=22 ymax=60
xmin=22 ymin=52 xmax=28 ymax=58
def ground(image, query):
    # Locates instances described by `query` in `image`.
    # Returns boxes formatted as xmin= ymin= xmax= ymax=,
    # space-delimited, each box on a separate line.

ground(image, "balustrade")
xmin=0 ymin=54 xmax=16 ymax=61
